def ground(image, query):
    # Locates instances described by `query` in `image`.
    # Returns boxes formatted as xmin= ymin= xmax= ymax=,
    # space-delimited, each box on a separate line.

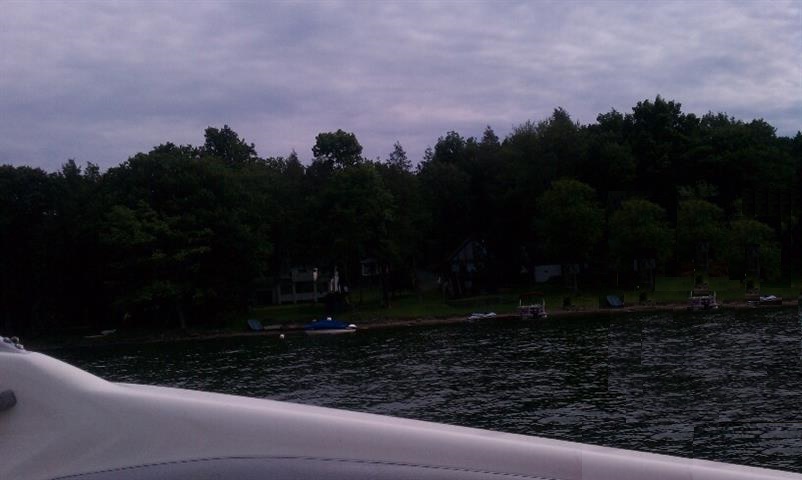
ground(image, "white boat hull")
xmin=305 ymin=327 xmax=356 ymax=335
xmin=1 ymin=347 xmax=800 ymax=480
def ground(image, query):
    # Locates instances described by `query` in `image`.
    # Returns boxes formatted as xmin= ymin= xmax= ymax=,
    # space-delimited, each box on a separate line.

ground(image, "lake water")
xmin=48 ymin=308 xmax=802 ymax=473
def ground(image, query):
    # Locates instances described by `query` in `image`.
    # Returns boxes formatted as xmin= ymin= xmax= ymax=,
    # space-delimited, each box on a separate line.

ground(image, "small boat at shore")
xmin=304 ymin=317 xmax=357 ymax=335
xmin=518 ymin=292 xmax=548 ymax=319
xmin=688 ymin=288 xmax=719 ymax=311
xmin=82 ymin=329 xmax=117 ymax=339
xmin=746 ymin=294 xmax=783 ymax=307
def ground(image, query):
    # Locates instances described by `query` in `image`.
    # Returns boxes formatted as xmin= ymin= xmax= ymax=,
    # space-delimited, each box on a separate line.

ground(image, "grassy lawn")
xmin=246 ymin=290 xmax=518 ymax=327
xmin=242 ymin=276 xmax=801 ymax=328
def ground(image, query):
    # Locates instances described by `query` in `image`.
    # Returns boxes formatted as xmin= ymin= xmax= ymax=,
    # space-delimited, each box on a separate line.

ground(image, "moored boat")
xmin=518 ymin=292 xmax=548 ymax=319
xmin=747 ymin=294 xmax=783 ymax=307
xmin=688 ymin=288 xmax=719 ymax=311
xmin=304 ymin=316 xmax=357 ymax=335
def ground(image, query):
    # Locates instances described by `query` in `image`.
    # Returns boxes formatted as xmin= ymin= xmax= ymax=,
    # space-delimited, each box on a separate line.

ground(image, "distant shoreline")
xmin=31 ymin=299 xmax=799 ymax=351
xmin=352 ymin=299 xmax=800 ymax=330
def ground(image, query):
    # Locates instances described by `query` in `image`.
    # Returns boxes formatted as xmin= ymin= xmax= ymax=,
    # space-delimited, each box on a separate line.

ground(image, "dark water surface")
xmin=49 ymin=309 xmax=802 ymax=473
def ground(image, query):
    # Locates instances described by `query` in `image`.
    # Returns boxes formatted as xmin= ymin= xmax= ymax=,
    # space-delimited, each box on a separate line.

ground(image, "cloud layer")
xmin=1 ymin=0 xmax=800 ymax=171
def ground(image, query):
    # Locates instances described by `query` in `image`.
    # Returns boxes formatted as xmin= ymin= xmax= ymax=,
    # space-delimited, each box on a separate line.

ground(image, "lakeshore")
xmin=31 ymin=297 xmax=800 ymax=350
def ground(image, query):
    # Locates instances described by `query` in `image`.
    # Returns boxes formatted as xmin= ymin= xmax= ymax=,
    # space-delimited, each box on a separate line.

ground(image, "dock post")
xmin=798 ymin=294 xmax=802 ymax=321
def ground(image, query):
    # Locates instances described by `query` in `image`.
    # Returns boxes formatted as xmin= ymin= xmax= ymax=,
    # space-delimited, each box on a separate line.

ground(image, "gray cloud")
xmin=1 ymin=0 xmax=799 ymax=171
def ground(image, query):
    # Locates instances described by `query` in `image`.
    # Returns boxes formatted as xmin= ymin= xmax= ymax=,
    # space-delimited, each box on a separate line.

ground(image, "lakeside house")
xmin=266 ymin=266 xmax=345 ymax=305
xmin=360 ymin=258 xmax=379 ymax=277
xmin=534 ymin=264 xmax=562 ymax=283
xmin=443 ymin=238 xmax=488 ymax=297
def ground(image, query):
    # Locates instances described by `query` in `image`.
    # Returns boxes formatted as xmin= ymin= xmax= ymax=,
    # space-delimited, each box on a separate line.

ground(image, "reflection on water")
xmin=50 ymin=309 xmax=802 ymax=473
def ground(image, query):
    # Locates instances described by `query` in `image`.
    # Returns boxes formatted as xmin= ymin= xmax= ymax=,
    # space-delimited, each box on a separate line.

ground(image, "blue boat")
xmin=304 ymin=317 xmax=357 ymax=335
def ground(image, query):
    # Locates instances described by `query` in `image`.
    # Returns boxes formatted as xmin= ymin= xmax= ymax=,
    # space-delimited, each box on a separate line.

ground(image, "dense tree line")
xmin=1 ymin=97 xmax=800 ymax=335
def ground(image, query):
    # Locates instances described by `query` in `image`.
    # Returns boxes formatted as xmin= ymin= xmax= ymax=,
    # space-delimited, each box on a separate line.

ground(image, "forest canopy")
xmin=1 ymin=96 xmax=800 ymax=335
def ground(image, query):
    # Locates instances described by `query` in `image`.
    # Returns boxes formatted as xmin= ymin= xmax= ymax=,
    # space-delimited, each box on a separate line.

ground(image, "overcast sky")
xmin=2 ymin=0 xmax=800 ymax=171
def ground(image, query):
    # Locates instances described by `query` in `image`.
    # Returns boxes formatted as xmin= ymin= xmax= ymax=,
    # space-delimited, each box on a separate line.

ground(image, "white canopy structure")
xmin=1 ymin=339 xmax=801 ymax=480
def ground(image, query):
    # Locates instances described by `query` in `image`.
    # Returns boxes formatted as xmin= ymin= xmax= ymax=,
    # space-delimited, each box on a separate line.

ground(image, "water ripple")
xmin=51 ymin=309 xmax=802 ymax=473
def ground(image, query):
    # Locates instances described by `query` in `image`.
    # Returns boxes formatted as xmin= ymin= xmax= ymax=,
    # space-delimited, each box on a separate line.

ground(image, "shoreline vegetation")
xmin=32 ymin=291 xmax=800 ymax=351
xmin=5 ymin=96 xmax=801 ymax=343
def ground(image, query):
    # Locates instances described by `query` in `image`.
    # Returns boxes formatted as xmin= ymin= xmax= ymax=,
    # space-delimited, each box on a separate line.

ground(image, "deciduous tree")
xmin=537 ymin=179 xmax=603 ymax=291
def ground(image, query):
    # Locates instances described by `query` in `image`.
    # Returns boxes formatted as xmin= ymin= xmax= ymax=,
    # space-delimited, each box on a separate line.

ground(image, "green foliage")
xmin=723 ymin=218 xmax=781 ymax=280
xmin=202 ymin=125 xmax=258 ymax=167
xmin=480 ymin=126 xmax=499 ymax=151
xmin=99 ymin=142 xmax=272 ymax=328
xmin=599 ymin=142 xmax=636 ymax=190
xmin=312 ymin=129 xmax=363 ymax=170
xmin=537 ymin=178 xmax=603 ymax=262
xmin=431 ymin=131 xmax=467 ymax=165
xmin=0 ymin=166 xmax=56 ymax=334
xmin=386 ymin=141 xmax=411 ymax=172
xmin=676 ymin=199 xmax=725 ymax=262
xmin=417 ymin=159 xmax=471 ymax=261
xmin=1 ymin=100 xmax=800 ymax=336
xmin=314 ymin=163 xmax=395 ymax=265
xmin=376 ymin=155 xmax=427 ymax=285
xmin=609 ymin=198 xmax=673 ymax=266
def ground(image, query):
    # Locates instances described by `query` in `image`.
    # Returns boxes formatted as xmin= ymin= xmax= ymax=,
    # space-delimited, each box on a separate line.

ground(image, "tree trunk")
xmin=177 ymin=301 xmax=187 ymax=330
xmin=380 ymin=262 xmax=390 ymax=308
